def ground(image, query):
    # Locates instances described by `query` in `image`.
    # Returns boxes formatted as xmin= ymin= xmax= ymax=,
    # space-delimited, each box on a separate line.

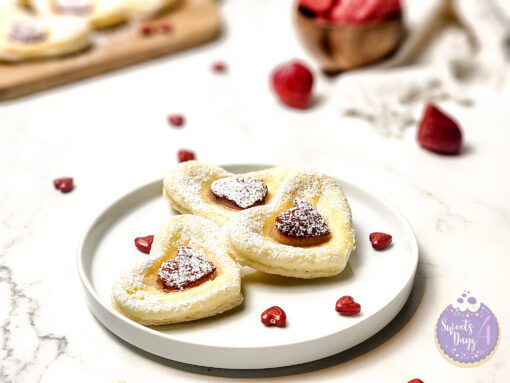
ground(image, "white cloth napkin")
xmin=334 ymin=0 xmax=510 ymax=137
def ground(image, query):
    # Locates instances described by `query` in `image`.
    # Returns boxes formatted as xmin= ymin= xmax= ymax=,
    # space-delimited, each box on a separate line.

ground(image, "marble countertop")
xmin=1 ymin=0 xmax=508 ymax=382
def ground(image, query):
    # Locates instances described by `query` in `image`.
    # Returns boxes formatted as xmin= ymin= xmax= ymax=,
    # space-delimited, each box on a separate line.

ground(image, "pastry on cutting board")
xmin=0 ymin=7 xmax=90 ymax=61
xmin=30 ymin=0 xmax=128 ymax=29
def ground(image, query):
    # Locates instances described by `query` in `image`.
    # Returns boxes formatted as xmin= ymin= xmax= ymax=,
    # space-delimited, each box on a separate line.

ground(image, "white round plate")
xmin=77 ymin=164 xmax=418 ymax=369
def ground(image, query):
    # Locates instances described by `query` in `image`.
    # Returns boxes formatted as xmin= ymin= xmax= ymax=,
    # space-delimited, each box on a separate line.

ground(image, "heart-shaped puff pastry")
xmin=0 ymin=7 xmax=90 ymax=61
xmin=111 ymin=215 xmax=243 ymax=325
xmin=126 ymin=0 xmax=180 ymax=19
xmin=30 ymin=0 xmax=128 ymax=29
xmin=223 ymin=169 xmax=355 ymax=278
xmin=163 ymin=161 xmax=294 ymax=227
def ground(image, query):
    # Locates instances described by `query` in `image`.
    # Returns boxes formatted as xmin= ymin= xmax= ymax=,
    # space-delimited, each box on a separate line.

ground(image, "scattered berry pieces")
xmin=261 ymin=306 xmax=287 ymax=327
xmin=335 ymin=296 xmax=361 ymax=315
xmin=168 ymin=114 xmax=185 ymax=127
xmin=159 ymin=21 xmax=173 ymax=34
xmin=408 ymin=380 xmax=424 ymax=383
xmin=271 ymin=60 xmax=314 ymax=109
xmin=134 ymin=235 xmax=154 ymax=254
xmin=177 ymin=149 xmax=195 ymax=163
xmin=53 ymin=177 xmax=74 ymax=193
xmin=417 ymin=104 xmax=463 ymax=155
xmin=369 ymin=232 xmax=392 ymax=250
xmin=139 ymin=23 xmax=153 ymax=37
xmin=211 ymin=60 xmax=227 ymax=73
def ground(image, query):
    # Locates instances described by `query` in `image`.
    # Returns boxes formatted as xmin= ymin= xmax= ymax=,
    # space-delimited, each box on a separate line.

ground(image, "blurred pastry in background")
xmin=30 ymin=0 xmax=128 ymax=29
xmin=126 ymin=0 xmax=181 ymax=19
xmin=0 ymin=7 xmax=90 ymax=61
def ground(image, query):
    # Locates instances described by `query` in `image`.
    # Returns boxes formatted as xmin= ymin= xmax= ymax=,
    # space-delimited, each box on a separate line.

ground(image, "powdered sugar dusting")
xmin=158 ymin=247 xmax=216 ymax=291
xmin=55 ymin=0 xmax=92 ymax=15
xmin=8 ymin=20 xmax=46 ymax=44
xmin=275 ymin=198 xmax=330 ymax=238
xmin=111 ymin=215 xmax=242 ymax=323
xmin=211 ymin=176 xmax=268 ymax=209
xmin=223 ymin=169 xmax=356 ymax=277
xmin=163 ymin=162 xmax=294 ymax=226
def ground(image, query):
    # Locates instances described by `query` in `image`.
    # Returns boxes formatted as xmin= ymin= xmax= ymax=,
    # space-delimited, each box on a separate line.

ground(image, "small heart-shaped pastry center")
xmin=157 ymin=247 xmax=216 ymax=292
xmin=211 ymin=176 xmax=268 ymax=210
xmin=272 ymin=198 xmax=331 ymax=246
xmin=8 ymin=21 xmax=47 ymax=44
xmin=54 ymin=0 xmax=93 ymax=15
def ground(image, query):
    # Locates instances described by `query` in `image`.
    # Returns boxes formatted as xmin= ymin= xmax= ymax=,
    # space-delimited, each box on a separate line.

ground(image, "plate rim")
xmin=76 ymin=163 xmax=419 ymax=363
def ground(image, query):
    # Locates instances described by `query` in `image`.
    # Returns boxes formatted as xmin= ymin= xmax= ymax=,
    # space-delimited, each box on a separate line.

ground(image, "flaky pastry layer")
xmin=111 ymin=215 xmax=243 ymax=325
xmin=223 ymin=169 xmax=356 ymax=279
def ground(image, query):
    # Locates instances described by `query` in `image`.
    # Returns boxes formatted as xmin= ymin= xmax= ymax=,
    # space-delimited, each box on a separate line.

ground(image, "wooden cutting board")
xmin=0 ymin=0 xmax=221 ymax=101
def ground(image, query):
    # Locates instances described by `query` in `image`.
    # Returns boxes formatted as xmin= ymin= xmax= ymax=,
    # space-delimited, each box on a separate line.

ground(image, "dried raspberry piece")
xmin=417 ymin=104 xmax=463 ymax=155
xmin=369 ymin=232 xmax=392 ymax=250
xmin=212 ymin=61 xmax=227 ymax=73
xmin=53 ymin=177 xmax=74 ymax=193
xmin=335 ymin=295 xmax=361 ymax=315
xmin=167 ymin=114 xmax=185 ymax=127
xmin=139 ymin=23 xmax=153 ymax=37
xmin=134 ymin=235 xmax=154 ymax=254
xmin=177 ymin=149 xmax=195 ymax=163
xmin=261 ymin=306 xmax=286 ymax=327
xmin=159 ymin=21 xmax=173 ymax=34
xmin=271 ymin=60 xmax=314 ymax=109
xmin=157 ymin=247 xmax=216 ymax=291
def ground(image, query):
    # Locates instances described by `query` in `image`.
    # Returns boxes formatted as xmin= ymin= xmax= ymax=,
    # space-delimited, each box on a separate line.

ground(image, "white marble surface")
xmin=1 ymin=0 xmax=509 ymax=382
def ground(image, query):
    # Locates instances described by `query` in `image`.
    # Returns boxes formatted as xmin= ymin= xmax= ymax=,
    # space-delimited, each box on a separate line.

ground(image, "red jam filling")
xmin=210 ymin=176 xmax=268 ymax=210
xmin=54 ymin=0 xmax=92 ymax=16
xmin=157 ymin=247 xmax=216 ymax=292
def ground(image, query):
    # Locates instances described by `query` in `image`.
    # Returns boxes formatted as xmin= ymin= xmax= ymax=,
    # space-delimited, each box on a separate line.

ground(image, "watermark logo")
xmin=435 ymin=291 xmax=500 ymax=367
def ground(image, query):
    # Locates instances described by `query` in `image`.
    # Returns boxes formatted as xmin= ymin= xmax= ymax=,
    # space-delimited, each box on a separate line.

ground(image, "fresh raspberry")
xmin=417 ymin=104 xmax=462 ymax=155
xmin=167 ymin=114 xmax=185 ymax=127
xmin=177 ymin=149 xmax=195 ymax=163
xmin=53 ymin=177 xmax=74 ymax=193
xmin=212 ymin=60 xmax=227 ymax=73
xmin=369 ymin=232 xmax=392 ymax=250
xmin=298 ymin=0 xmax=334 ymax=15
xmin=330 ymin=0 xmax=401 ymax=24
xmin=408 ymin=380 xmax=424 ymax=383
xmin=271 ymin=60 xmax=314 ymax=109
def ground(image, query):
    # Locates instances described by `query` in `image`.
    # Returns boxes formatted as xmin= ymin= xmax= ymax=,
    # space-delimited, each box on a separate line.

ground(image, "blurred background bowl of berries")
xmin=296 ymin=0 xmax=404 ymax=73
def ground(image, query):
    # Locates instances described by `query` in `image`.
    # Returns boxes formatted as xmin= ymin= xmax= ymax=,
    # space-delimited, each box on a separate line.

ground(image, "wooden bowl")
xmin=296 ymin=9 xmax=403 ymax=73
